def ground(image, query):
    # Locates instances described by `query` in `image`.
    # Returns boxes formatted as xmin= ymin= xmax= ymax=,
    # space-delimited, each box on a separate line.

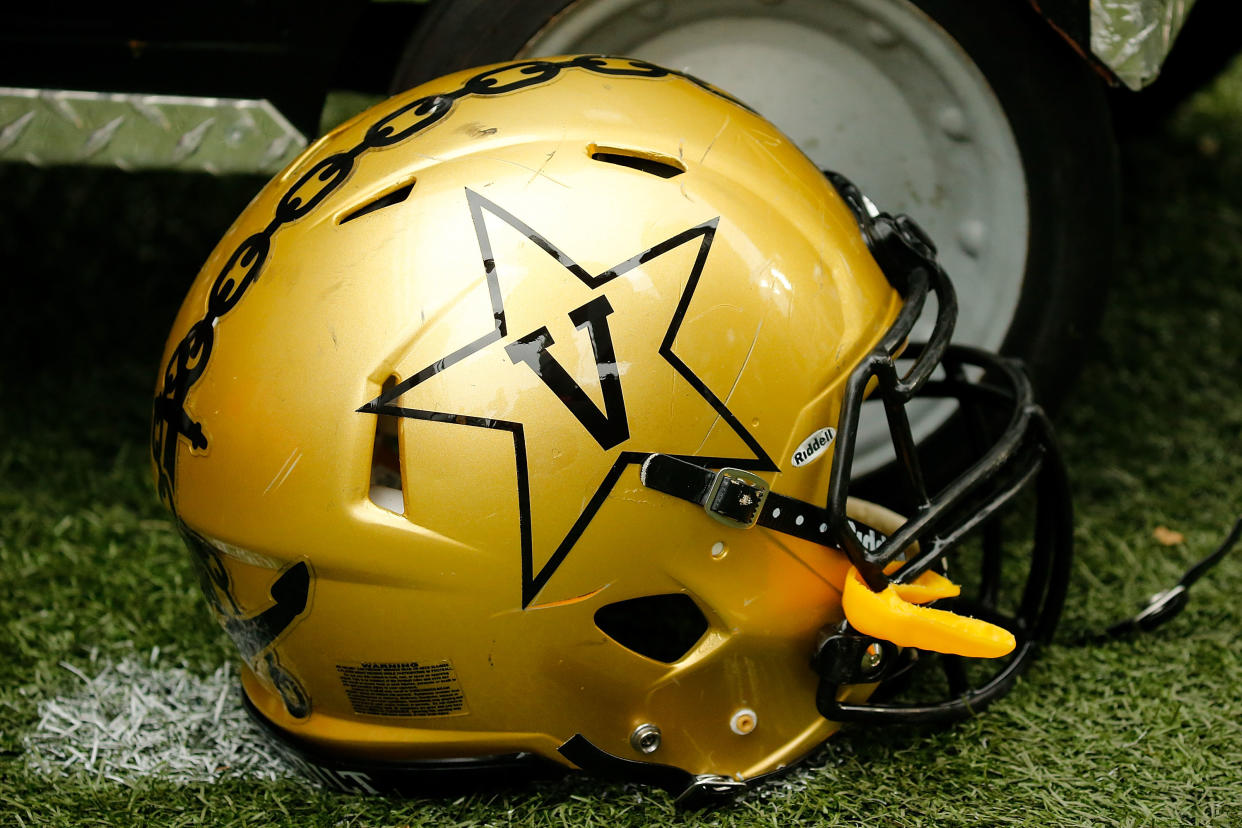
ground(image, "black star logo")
xmin=359 ymin=189 xmax=777 ymax=608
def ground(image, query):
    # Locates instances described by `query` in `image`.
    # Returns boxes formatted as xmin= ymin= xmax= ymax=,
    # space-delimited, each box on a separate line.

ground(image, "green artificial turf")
xmin=3 ymin=62 xmax=1242 ymax=826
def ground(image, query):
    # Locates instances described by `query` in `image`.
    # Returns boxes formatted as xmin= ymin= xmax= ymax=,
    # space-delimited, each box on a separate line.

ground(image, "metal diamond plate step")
xmin=0 ymin=88 xmax=307 ymax=174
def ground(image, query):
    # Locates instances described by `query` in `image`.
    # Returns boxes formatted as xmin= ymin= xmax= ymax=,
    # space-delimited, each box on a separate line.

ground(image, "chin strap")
xmin=639 ymin=453 xmax=875 ymax=543
xmin=558 ymin=735 xmax=746 ymax=809
xmin=639 ymin=453 xmax=1016 ymax=658
xmin=1094 ymin=516 xmax=1241 ymax=642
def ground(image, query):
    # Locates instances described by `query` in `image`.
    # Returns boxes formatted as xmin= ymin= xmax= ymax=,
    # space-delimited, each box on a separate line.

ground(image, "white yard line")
xmin=23 ymin=652 xmax=306 ymax=785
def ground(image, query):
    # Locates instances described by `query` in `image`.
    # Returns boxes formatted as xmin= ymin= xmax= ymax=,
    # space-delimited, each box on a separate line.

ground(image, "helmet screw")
xmin=630 ymin=723 xmax=662 ymax=754
xmin=861 ymin=643 xmax=884 ymax=675
xmin=730 ymin=708 xmax=758 ymax=735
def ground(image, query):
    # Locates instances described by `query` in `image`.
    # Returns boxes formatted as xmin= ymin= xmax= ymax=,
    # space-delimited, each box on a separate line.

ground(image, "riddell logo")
xmin=791 ymin=427 xmax=837 ymax=467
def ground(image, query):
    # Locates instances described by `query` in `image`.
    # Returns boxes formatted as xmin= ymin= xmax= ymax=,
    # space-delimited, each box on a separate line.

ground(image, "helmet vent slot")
xmin=339 ymin=180 xmax=416 ymax=225
xmin=594 ymin=594 xmax=708 ymax=663
xmin=589 ymin=146 xmax=685 ymax=179
xmin=368 ymin=375 xmax=404 ymax=514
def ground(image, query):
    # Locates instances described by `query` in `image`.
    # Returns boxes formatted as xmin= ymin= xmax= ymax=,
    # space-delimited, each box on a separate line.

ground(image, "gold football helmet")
xmin=153 ymin=56 xmax=1071 ymax=804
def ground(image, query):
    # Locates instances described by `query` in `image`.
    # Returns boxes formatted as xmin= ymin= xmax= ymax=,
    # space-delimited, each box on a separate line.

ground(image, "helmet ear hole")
xmin=594 ymin=594 xmax=709 ymax=663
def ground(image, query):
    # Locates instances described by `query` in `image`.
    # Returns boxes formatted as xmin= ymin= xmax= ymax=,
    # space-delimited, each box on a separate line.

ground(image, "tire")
xmin=392 ymin=0 xmax=1118 ymax=474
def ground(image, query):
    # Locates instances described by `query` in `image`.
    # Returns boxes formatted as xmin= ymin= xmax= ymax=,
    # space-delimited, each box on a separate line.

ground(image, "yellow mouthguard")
xmin=842 ymin=566 xmax=1016 ymax=658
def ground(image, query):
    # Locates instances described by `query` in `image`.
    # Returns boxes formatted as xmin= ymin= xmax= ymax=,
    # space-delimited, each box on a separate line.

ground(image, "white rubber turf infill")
xmin=23 ymin=650 xmax=304 ymax=785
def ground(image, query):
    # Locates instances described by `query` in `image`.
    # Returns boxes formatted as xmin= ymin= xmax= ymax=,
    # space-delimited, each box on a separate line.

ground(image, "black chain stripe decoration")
xmin=151 ymin=55 xmax=751 ymax=506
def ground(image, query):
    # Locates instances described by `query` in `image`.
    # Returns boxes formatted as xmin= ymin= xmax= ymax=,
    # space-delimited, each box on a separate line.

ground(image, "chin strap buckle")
xmin=1119 ymin=584 xmax=1190 ymax=634
xmin=558 ymin=733 xmax=747 ymax=809
xmin=674 ymin=774 xmax=748 ymax=809
xmin=703 ymin=468 xmax=770 ymax=529
xmin=1098 ymin=516 xmax=1241 ymax=641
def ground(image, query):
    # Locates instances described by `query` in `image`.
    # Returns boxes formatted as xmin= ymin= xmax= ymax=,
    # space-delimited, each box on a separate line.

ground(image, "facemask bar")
xmin=822 ymin=170 xmax=959 ymax=589
xmin=815 ymin=343 xmax=1073 ymax=723
xmin=815 ymin=172 xmax=1073 ymax=723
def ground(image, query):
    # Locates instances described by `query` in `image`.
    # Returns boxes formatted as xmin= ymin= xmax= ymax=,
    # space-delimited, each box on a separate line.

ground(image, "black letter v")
xmin=504 ymin=295 xmax=630 ymax=450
